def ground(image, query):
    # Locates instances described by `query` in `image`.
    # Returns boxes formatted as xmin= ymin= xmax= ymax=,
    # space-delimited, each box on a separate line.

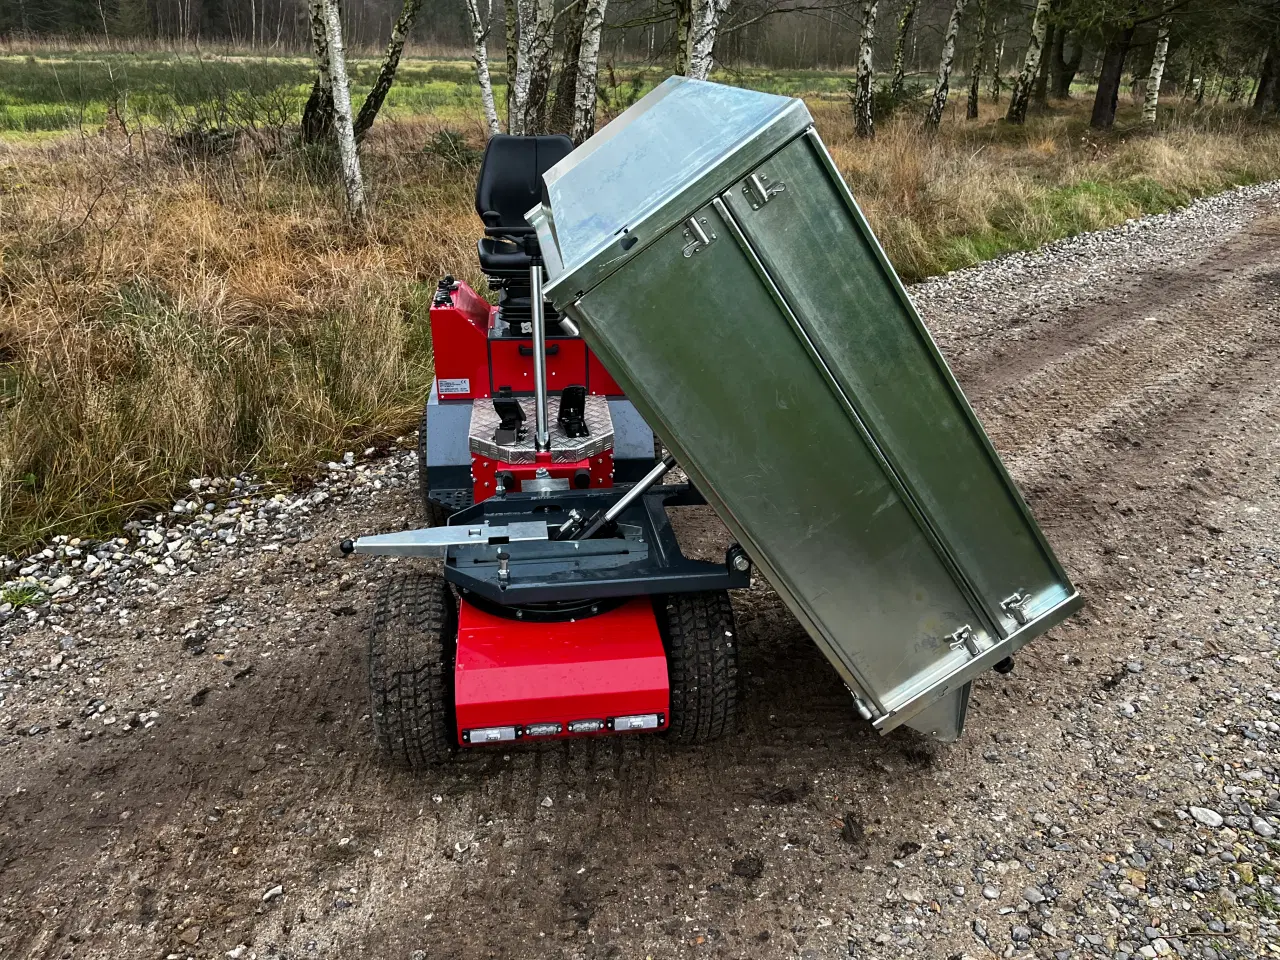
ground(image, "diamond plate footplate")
xmin=469 ymin=395 xmax=614 ymax=463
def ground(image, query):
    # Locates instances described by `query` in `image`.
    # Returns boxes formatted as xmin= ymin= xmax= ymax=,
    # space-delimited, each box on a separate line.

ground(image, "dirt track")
xmin=4 ymin=189 xmax=1280 ymax=960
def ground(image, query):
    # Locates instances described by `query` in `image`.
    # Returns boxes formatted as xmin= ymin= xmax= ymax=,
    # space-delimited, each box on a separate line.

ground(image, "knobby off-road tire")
xmin=417 ymin=401 xmax=450 ymax=528
xmin=660 ymin=591 xmax=739 ymax=744
xmin=369 ymin=573 xmax=458 ymax=768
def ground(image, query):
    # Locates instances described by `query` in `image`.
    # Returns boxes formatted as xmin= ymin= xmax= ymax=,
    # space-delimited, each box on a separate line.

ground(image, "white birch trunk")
xmin=853 ymin=0 xmax=878 ymax=139
xmin=990 ymin=15 xmax=1007 ymax=101
xmin=522 ymin=0 xmax=556 ymax=132
xmin=890 ymin=0 xmax=918 ymax=99
xmin=924 ymin=0 xmax=967 ymax=128
xmin=322 ymin=0 xmax=366 ymax=223
xmin=306 ymin=0 xmax=332 ymax=91
xmin=1143 ymin=19 xmax=1170 ymax=124
xmin=508 ymin=0 xmax=537 ymax=134
xmin=353 ymin=0 xmax=425 ymax=139
xmin=674 ymin=0 xmax=692 ymax=75
xmin=504 ymin=0 xmax=519 ymax=130
xmin=1005 ymin=0 xmax=1050 ymax=123
xmin=967 ymin=0 xmax=987 ymax=119
xmin=686 ymin=0 xmax=731 ymax=81
xmin=464 ymin=0 xmax=501 ymax=136
xmin=571 ymin=0 xmax=608 ymax=143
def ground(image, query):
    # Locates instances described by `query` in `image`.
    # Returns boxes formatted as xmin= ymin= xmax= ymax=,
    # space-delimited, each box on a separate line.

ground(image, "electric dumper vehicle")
xmin=344 ymin=78 xmax=1082 ymax=768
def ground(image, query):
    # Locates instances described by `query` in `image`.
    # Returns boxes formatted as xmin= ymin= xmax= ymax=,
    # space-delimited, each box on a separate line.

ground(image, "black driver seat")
xmin=475 ymin=134 xmax=573 ymax=278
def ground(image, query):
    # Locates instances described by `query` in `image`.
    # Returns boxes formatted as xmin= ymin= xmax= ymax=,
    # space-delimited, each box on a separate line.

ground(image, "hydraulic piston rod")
xmin=554 ymin=455 xmax=677 ymax=541
xmin=529 ymin=262 xmax=551 ymax=451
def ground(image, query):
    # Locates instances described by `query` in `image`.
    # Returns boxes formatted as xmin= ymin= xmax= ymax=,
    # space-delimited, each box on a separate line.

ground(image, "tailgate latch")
xmin=1001 ymin=591 xmax=1032 ymax=626
xmin=743 ymin=172 xmax=786 ymax=209
xmin=681 ymin=216 xmax=717 ymax=258
xmin=947 ymin=624 xmax=980 ymax=657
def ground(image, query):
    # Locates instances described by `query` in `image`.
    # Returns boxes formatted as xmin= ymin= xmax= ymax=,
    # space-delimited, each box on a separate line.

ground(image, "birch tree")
xmin=1142 ymin=17 xmax=1170 ymax=123
xmin=1257 ymin=44 xmax=1280 ymax=115
xmin=889 ymin=0 xmax=919 ymax=99
xmin=687 ymin=0 xmax=733 ymax=80
xmin=1005 ymin=0 xmax=1051 ymax=124
xmin=968 ymin=0 xmax=988 ymax=119
xmin=505 ymin=0 xmax=519 ymax=126
xmin=509 ymin=0 xmax=555 ymax=134
xmin=301 ymin=0 xmax=335 ymax=143
xmin=925 ymin=0 xmax=968 ymax=128
xmin=322 ymin=0 xmax=366 ymax=223
xmin=853 ymin=0 xmax=879 ymax=139
xmin=674 ymin=0 xmax=693 ymax=74
xmin=989 ymin=15 xmax=1007 ymax=101
xmin=549 ymin=2 xmax=587 ymax=134
xmin=463 ymin=0 xmax=501 ymax=136
xmin=572 ymin=0 xmax=609 ymax=142
xmin=354 ymin=0 xmax=424 ymax=140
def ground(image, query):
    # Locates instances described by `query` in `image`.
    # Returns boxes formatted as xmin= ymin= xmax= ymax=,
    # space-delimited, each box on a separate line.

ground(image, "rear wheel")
xmin=368 ymin=573 xmax=458 ymax=768
xmin=659 ymin=591 xmax=739 ymax=744
xmin=417 ymin=401 xmax=451 ymax=527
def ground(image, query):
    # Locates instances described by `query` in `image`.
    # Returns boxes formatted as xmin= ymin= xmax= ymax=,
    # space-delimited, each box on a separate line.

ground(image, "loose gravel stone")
xmin=1189 ymin=807 xmax=1225 ymax=829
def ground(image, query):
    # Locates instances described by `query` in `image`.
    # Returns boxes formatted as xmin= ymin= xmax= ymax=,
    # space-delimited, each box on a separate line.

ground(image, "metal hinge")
xmin=743 ymin=172 xmax=786 ymax=209
xmin=681 ymin=216 xmax=716 ymax=258
xmin=1001 ymin=591 xmax=1031 ymax=626
xmin=947 ymin=624 xmax=981 ymax=656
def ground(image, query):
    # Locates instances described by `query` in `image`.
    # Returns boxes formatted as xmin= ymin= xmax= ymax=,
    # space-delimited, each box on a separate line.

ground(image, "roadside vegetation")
xmin=2 ymin=49 xmax=1279 ymax=555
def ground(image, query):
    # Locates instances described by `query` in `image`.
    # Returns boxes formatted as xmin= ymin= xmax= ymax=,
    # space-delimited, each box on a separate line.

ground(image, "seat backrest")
xmin=475 ymin=134 xmax=573 ymax=233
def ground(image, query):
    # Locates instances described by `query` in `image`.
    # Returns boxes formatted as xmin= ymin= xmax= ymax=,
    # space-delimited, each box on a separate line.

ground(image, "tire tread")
xmin=661 ymin=591 xmax=739 ymax=744
xmin=368 ymin=573 xmax=457 ymax=768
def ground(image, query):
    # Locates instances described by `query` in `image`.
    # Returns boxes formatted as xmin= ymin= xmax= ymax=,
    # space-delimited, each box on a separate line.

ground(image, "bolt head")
xmin=732 ymin=553 xmax=751 ymax=572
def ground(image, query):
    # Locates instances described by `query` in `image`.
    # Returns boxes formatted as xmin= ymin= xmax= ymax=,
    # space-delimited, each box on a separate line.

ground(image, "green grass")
xmin=0 ymin=52 xmax=906 ymax=139
xmin=0 ymin=52 xmax=511 ymax=135
xmin=0 ymin=581 xmax=45 ymax=609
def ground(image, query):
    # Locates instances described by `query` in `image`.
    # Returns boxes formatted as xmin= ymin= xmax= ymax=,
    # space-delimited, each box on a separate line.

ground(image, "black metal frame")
xmin=442 ymin=484 xmax=750 ymax=605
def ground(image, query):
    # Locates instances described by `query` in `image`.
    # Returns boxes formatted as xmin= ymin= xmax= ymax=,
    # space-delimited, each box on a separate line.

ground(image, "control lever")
xmin=554 ymin=455 xmax=676 ymax=541
xmin=558 ymin=385 xmax=589 ymax=438
xmin=492 ymin=387 xmax=526 ymax=445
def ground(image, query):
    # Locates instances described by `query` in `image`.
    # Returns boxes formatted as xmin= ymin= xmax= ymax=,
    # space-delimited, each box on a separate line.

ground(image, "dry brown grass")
xmin=1 ymin=93 xmax=1278 ymax=553
xmin=818 ymin=96 xmax=1280 ymax=279
xmin=0 ymin=123 xmax=482 ymax=549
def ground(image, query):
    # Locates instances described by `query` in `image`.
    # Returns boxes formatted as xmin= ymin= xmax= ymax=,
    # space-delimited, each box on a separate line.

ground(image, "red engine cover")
xmin=454 ymin=597 xmax=669 ymax=744
xmin=489 ymin=337 xmax=589 ymax=395
xmin=430 ymin=282 xmax=492 ymax=401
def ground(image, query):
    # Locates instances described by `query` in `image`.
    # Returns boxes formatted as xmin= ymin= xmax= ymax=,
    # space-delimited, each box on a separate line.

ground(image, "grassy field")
xmin=1 ymin=50 xmax=1279 ymax=555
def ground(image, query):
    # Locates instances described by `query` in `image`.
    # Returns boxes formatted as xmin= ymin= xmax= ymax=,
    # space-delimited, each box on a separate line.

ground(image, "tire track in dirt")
xmin=973 ymin=224 xmax=1280 ymax=459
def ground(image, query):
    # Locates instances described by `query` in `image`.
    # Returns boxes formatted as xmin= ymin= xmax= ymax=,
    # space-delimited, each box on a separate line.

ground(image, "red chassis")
xmin=454 ymin=597 xmax=669 ymax=745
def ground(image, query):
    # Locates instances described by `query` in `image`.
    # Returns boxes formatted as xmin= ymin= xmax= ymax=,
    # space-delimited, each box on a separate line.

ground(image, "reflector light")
xmin=466 ymin=726 xmax=517 ymax=743
xmin=610 ymin=713 xmax=661 ymax=731
xmin=523 ymin=722 xmax=562 ymax=738
xmin=567 ymin=719 xmax=604 ymax=734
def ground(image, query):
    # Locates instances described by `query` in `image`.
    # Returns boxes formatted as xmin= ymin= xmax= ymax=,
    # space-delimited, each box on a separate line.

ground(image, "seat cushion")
xmin=477 ymin=236 xmax=533 ymax=275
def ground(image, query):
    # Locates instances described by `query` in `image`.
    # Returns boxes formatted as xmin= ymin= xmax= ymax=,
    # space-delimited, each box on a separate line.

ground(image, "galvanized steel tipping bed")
xmin=528 ymin=77 xmax=1082 ymax=742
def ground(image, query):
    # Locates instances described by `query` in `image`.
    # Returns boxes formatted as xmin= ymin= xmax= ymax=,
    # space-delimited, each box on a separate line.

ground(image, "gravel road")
xmin=4 ymin=182 xmax=1280 ymax=960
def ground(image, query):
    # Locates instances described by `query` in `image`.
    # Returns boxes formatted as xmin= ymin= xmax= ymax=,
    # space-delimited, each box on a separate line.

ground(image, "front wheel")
xmin=368 ymin=573 xmax=458 ymax=768
xmin=658 ymin=591 xmax=739 ymax=744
